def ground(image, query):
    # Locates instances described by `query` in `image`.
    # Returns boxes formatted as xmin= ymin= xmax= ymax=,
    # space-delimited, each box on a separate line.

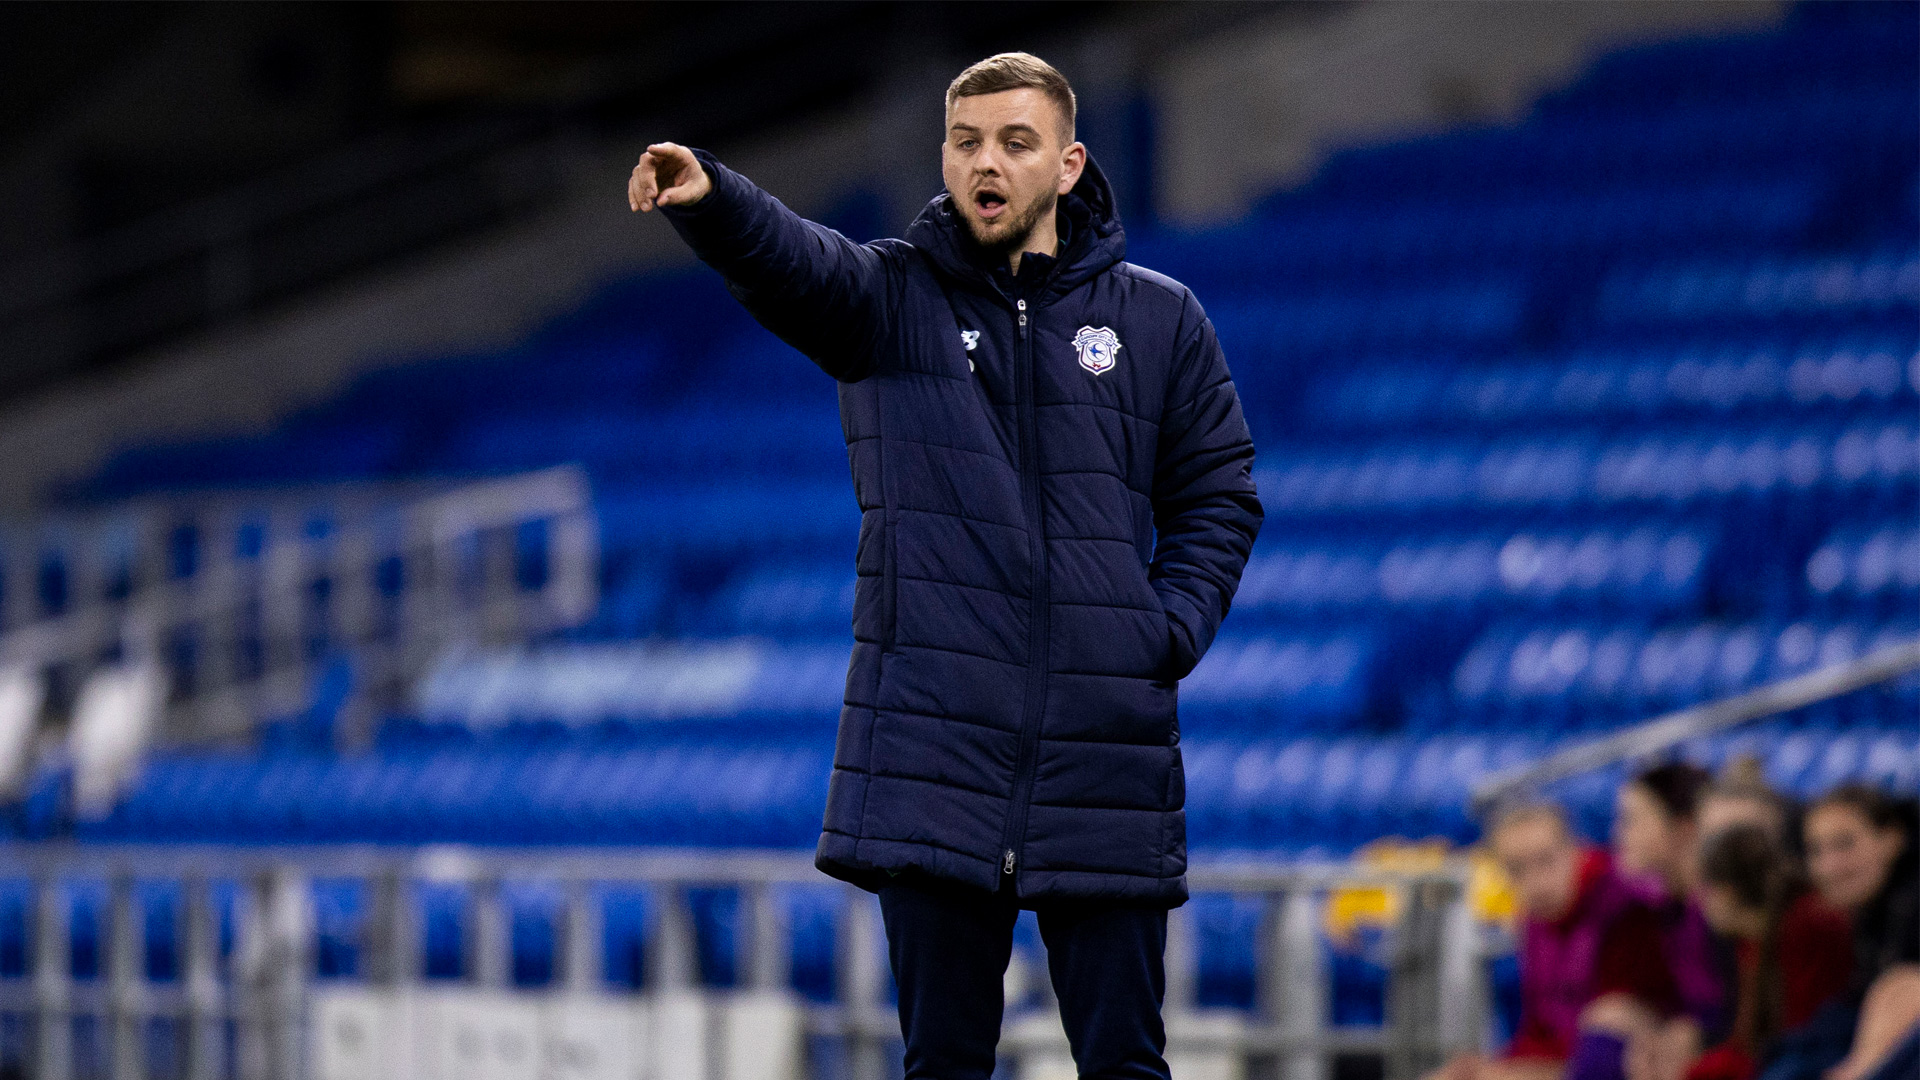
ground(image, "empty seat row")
xmin=1305 ymin=339 xmax=1917 ymax=432
xmin=1139 ymin=175 xmax=1830 ymax=291
xmin=1180 ymin=634 xmax=1377 ymax=724
xmin=60 ymin=715 xmax=1914 ymax=853
xmin=700 ymin=562 xmax=855 ymax=635
xmin=1805 ymin=521 xmax=1920 ymax=603
xmin=77 ymin=744 xmax=833 ymax=848
xmin=1309 ymin=90 xmax=1915 ymax=201
xmin=1595 ymin=250 xmax=1920 ymax=327
xmin=1253 ymin=419 xmax=1918 ymax=519
xmin=414 ymin=641 xmax=849 ymax=729
xmin=1206 ymin=282 xmax=1526 ymax=357
xmin=421 ymin=406 xmax=845 ymax=481
xmin=411 ymin=630 xmax=1385 ymax=731
xmin=1233 ymin=525 xmax=1711 ymax=617
xmin=682 ymin=521 xmax=1714 ymax=640
xmin=1448 ymin=618 xmax=1918 ymax=719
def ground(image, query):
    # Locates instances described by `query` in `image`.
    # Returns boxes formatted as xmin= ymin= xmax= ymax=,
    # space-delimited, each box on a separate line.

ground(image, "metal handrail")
xmin=0 ymin=845 xmax=1490 ymax=1080
xmin=1471 ymin=635 xmax=1920 ymax=815
xmin=0 ymin=467 xmax=598 ymax=810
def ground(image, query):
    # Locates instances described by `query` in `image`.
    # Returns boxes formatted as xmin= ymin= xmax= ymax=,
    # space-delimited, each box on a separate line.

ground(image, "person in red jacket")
xmin=1673 ymin=824 xmax=1854 ymax=1080
xmin=1431 ymin=803 xmax=1685 ymax=1080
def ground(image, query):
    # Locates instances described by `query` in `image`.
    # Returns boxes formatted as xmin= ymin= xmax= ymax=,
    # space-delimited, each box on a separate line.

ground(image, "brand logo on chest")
xmin=1072 ymin=326 xmax=1121 ymax=376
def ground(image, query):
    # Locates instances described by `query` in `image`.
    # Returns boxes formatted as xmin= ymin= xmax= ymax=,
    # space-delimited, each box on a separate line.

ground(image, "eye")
xmin=1006 ymin=140 xmax=1028 ymax=152
xmin=957 ymin=138 xmax=978 ymax=151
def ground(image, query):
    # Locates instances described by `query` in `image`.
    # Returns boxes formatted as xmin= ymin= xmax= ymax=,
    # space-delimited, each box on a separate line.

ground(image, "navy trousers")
xmin=876 ymin=873 xmax=1172 ymax=1080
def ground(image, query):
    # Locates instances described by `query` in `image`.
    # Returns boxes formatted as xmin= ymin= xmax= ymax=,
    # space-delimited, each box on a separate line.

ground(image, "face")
xmin=1494 ymin=815 xmax=1581 ymax=921
xmin=942 ymin=87 xmax=1085 ymax=253
xmin=1615 ymin=783 xmax=1690 ymax=881
xmin=1806 ymin=803 xmax=1906 ymax=911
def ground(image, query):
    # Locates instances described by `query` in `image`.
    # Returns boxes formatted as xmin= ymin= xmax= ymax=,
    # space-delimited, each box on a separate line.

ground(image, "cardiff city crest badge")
xmin=1072 ymin=325 xmax=1121 ymax=376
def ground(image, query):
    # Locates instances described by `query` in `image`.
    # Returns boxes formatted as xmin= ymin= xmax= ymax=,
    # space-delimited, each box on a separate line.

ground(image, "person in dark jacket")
xmin=1802 ymin=785 xmax=1920 ymax=1080
xmin=1674 ymin=824 xmax=1853 ymax=1080
xmin=1613 ymin=762 xmax=1734 ymax=1046
xmin=628 ymin=52 xmax=1261 ymax=1079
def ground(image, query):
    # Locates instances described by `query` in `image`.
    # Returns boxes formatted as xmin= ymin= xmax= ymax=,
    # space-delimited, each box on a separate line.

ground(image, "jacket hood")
xmin=906 ymin=152 xmax=1126 ymax=297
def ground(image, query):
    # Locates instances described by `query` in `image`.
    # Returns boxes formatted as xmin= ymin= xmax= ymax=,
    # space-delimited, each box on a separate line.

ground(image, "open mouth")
xmin=974 ymin=189 xmax=1008 ymax=221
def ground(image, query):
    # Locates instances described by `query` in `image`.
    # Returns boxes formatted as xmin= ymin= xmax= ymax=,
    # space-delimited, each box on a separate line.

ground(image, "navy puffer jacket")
xmin=664 ymin=151 xmax=1261 ymax=906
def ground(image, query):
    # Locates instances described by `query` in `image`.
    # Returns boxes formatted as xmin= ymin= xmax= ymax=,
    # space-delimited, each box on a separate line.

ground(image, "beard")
xmin=965 ymin=185 xmax=1058 ymax=257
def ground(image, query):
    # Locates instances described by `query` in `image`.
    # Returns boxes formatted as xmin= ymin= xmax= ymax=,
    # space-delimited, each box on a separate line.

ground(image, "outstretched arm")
xmin=629 ymin=142 xmax=896 ymax=382
xmin=1150 ymin=292 xmax=1263 ymax=680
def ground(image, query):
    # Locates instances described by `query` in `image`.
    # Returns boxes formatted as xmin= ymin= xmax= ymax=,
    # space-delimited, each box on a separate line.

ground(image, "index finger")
xmin=628 ymin=162 xmax=647 ymax=211
xmin=632 ymin=155 xmax=663 ymax=211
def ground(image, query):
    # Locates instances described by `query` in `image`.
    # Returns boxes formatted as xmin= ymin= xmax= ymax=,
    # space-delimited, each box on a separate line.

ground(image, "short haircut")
xmin=1631 ymin=760 xmax=1713 ymax=822
xmin=946 ymin=52 xmax=1077 ymax=141
xmin=1488 ymin=799 xmax=1570 ymax=840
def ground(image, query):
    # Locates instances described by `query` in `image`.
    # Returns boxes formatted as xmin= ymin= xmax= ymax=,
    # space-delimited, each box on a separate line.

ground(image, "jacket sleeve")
xmin=1150 ymin=291 xmax=1263 ymax=680
xmin=660 ymin=149 xmax=896 ymax=382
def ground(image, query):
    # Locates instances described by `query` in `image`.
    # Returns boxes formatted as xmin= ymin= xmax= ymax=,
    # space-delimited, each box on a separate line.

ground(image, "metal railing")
xmin=0 ymin=467 xmax=598 ymax=811
xmin=1471 ymin=635 xmax=1920 ymax=814
xmin=0 ymin=846 xmax=1488 ymax=1080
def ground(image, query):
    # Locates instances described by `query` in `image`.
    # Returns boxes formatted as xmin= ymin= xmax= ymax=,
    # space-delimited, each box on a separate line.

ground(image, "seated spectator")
xmin=1696 ymin=757 xmax=1798 ymax=858
xmin=1803 ymin=785 xmax=1920 ymax=1080
xmin=1667 ymin=824 xmax=1854 ymax=1080
xmin=1615 ymin=762 xmax=1733 ymax=1049
xmin=1430 ymin=802 xmax=1685 ymax=1080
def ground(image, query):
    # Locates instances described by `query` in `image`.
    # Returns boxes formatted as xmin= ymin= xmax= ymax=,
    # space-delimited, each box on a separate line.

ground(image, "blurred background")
xmin=0 ymin=2 xmax=1911 ymax=1079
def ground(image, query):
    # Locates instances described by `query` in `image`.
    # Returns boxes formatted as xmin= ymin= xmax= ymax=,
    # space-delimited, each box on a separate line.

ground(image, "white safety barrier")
xmin=308 ymin=987 xmax=806 ymax=1080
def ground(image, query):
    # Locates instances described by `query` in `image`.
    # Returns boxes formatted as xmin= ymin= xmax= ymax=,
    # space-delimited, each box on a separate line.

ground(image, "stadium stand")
xmin=0 ymin=1 xmax=1911 ymax=1048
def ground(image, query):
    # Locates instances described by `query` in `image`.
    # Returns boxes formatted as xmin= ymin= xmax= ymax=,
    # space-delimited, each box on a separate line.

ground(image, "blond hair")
xmin=1488 ymin=799 xmax=1571 ymax=840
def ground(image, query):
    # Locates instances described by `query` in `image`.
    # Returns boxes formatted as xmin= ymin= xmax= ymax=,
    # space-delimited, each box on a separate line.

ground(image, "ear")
xmin=1058 ymin=142 xmax=1087 ymax=195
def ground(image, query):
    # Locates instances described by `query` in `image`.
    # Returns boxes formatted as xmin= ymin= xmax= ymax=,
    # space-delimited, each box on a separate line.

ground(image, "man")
xmin=1433 ymin=803 xmax=1688 ymax=1080
xmin=629 ymin=52 xmax=1261 ymax=1079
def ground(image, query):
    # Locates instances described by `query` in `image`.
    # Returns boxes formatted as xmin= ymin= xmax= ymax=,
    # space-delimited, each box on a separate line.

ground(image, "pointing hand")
xmin=628 ymin=142 xmax=712 ymax=212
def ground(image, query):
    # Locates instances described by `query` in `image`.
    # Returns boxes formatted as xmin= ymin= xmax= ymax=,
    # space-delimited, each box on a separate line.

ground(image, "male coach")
xmin=628 ymin=53 xmax=1261 ymax=1080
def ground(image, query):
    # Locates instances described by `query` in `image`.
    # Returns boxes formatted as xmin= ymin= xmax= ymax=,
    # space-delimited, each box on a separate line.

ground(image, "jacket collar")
xmin=906 ymin=152 xmax=1126 ymax=300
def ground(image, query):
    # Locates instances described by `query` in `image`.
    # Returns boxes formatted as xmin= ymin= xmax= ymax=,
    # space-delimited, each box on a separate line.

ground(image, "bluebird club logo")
xmin=1072 ymin=326 xmax=1121 ymax=376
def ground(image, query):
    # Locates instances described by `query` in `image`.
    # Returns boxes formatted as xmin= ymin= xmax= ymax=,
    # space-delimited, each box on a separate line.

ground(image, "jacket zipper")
xmin=1001 ymin=293 xmax=1048 ymax=880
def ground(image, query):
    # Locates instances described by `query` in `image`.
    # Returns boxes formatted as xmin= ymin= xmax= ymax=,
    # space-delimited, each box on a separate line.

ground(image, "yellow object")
xmin=1321 ymin=837 xmax=1519 ymax=946
xmin=1323 ymin=837 xmax=1448 ymax=943
xmin=1467 ymin=846 xmax=1518 ymax=927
